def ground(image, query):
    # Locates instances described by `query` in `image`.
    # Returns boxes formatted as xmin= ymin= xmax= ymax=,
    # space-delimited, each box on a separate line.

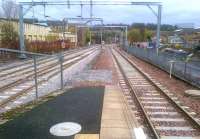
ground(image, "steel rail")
xmin=0 ymin=50 xmax=95 ymax=108
xmin=111 ymin=48 xmax=160 ymax=138
xmin=0 ymin=48 xmax=97 ymax=93
xmin=122 ymin=48 xmax=200 ymax=89
xmin=115 ymin=48 xmax=200 ymax=132
xmin=0 ymin=47 xmax=90 ymax=72
xmin=0 ymin=47 xmax=96 ymax=78
xmin=0 ymin=60 xmax=75 ymax=108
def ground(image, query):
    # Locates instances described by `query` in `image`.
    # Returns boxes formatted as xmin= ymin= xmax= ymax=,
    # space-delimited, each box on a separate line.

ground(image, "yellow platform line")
xmin=74 ymin=134 xmax=99 ymax=139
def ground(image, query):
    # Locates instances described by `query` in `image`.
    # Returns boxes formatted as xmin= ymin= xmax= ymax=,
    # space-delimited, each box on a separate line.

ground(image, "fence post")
xmin=184 ymin=62 xmax=187 ymax=78
xmin=169 ymin=61 xmax=175 ymax=78
xmin=33 ymin=56 xmax=38 ymax=99
xmin=60 ymin=52 xmax=64 ymax=89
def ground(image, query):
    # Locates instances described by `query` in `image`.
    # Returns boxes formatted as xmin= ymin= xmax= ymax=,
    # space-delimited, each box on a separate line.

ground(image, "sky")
xmin=2 ymin=0 xmax=200 ymax=27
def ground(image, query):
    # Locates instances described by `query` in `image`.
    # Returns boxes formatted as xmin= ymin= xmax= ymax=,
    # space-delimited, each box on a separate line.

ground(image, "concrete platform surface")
xmin=100 ymin=85 xmax=137 ymax=139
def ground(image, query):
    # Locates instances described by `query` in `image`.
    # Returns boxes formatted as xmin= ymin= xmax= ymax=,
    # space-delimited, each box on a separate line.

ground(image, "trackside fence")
xmin=123 ymin=46 xmax=200 ymax=88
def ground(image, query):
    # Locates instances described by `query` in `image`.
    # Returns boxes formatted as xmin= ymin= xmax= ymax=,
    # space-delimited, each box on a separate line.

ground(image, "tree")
xmin=139 ymin=27 xmax=145 ymax=41
xmin=1 ymin=0 xmax=18 ymax=19
xmin=85 ymin=29 xmax=90 ymax=44
xmin=130 ymin=23 xmax=177 ymax=31
xmin=1 ymin=22 xmax=18 ymax=49
xmin=128 ymin=29 xmax=142 ymax=43
xmin=128 ymin=28 xmax=153 ymax=44
xmin=192 ymin=41 xmax=200 ymax=53
xmin=144 ymin=29 xmax=153 ymax=41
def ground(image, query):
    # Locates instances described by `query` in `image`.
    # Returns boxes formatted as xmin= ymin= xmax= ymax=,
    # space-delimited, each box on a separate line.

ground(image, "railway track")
xmin=0 ymin=47 xmax=94 ymax=79
xmin=0 ymin=47 xmax=88 ymax=72
xmin=0 ymin=47 xmax=92 ymax=82
xmin=0 ymin=47 xmax=99 ymax=114
xmin=111 ymin=47 xmax=200 ymax=139
xmin=0 ymin=47 xmax=97 ymax=90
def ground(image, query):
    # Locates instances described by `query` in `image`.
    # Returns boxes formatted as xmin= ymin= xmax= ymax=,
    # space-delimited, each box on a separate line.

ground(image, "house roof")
xmin=0 ymin=18 xmax=48 ymax=27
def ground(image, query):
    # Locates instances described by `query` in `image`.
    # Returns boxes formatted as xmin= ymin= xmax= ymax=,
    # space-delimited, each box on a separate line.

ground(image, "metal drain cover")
xmin=50 ymin=122 xmax=81 ymax=136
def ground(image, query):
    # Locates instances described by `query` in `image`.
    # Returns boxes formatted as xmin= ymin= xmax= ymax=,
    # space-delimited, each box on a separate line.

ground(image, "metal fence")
xmin=124 ymin=46 xmax=200 ymax=88
xmin=0 ymin=47 xmax=100 ymax=111
xmin=0 ymin=48 xmax=63 ymax=99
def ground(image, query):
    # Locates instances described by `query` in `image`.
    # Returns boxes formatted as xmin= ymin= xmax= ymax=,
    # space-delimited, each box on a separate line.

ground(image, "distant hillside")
xmin=130 ymin=23 xmax=177 ymax=31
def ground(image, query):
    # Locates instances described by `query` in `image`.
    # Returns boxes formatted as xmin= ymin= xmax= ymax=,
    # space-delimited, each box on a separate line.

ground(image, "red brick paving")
xmin=72 ymin=46 xmax=118 ymax=87
xmin=92 ymin=46 xmax=118 ymax=85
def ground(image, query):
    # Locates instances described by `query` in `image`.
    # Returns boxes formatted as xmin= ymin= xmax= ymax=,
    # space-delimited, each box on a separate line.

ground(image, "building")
xmin=0 ymin=18 xmax=52 ymax=41
xmin=168 ymin=34 xmax=184 ymax=44
xmin=0 ymin=18 xmax=77 ymax=43
xmin=46 ymin=20 xmax=77 ymax=44
xmin=173 ymin=28 xmax=200 ymax=48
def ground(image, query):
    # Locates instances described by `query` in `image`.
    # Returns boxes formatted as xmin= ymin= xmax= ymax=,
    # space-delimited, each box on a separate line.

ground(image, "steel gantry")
xmin=62 ymin=17 xmax=103 ymax=31
xmin=77 ymin=25 xmax=128 ymax=47
xmin=95 ymin=25 xmax=128 ymax=45
xmin=18 ymin=1 xmax=162 ymax=57
xmin=62 ymin=17 xmax=104 ymax=47
xmin=76 ymin=19 xmax=104 ymax=47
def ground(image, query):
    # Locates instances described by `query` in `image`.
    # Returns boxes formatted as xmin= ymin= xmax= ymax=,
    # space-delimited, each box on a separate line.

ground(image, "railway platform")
xmin=0 ymin=85 xmax=144 ymax=139
xmin=0 ymin=87 xmax=105 ymax=139
xmin=1 ymin=45 xmax=200 ymax=139
xmin=100 ymin=85 xmax=140 ymax=139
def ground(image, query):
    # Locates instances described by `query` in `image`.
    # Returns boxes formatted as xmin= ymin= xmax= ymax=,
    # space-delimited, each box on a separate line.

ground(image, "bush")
xmin=26 ymin=40 xmax=73 ymax=54
xmin=0 ymin=22 xmax=19 ymax=49
xmin=175 ymin=44 xmax=182 ymax=49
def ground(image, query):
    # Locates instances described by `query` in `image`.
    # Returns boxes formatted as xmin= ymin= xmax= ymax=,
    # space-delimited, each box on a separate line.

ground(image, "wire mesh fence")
xmin=124 ymin=46 xmax=200 ymax=88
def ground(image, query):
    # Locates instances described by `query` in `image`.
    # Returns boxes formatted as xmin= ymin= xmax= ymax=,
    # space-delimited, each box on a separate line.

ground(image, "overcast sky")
xmin=10 ymin=0 xmax=200 ymax=27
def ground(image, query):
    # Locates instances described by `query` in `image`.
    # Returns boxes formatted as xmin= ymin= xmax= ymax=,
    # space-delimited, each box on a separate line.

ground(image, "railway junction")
xmin=0 ymin=1 xmax=200 ymax=139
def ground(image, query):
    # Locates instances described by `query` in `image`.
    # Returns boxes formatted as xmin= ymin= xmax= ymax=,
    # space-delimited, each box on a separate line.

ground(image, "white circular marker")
xmin=50 ymin=122 xmax=81 ymax=137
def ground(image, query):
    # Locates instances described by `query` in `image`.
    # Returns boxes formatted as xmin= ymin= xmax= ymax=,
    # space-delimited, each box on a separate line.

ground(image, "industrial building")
xmin=0 ymin=18 xmax=77 ymax=43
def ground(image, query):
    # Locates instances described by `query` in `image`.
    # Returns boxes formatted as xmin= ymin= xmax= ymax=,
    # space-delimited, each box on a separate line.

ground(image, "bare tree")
xmin=1 ymin=0 xmax=18 ymax=19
